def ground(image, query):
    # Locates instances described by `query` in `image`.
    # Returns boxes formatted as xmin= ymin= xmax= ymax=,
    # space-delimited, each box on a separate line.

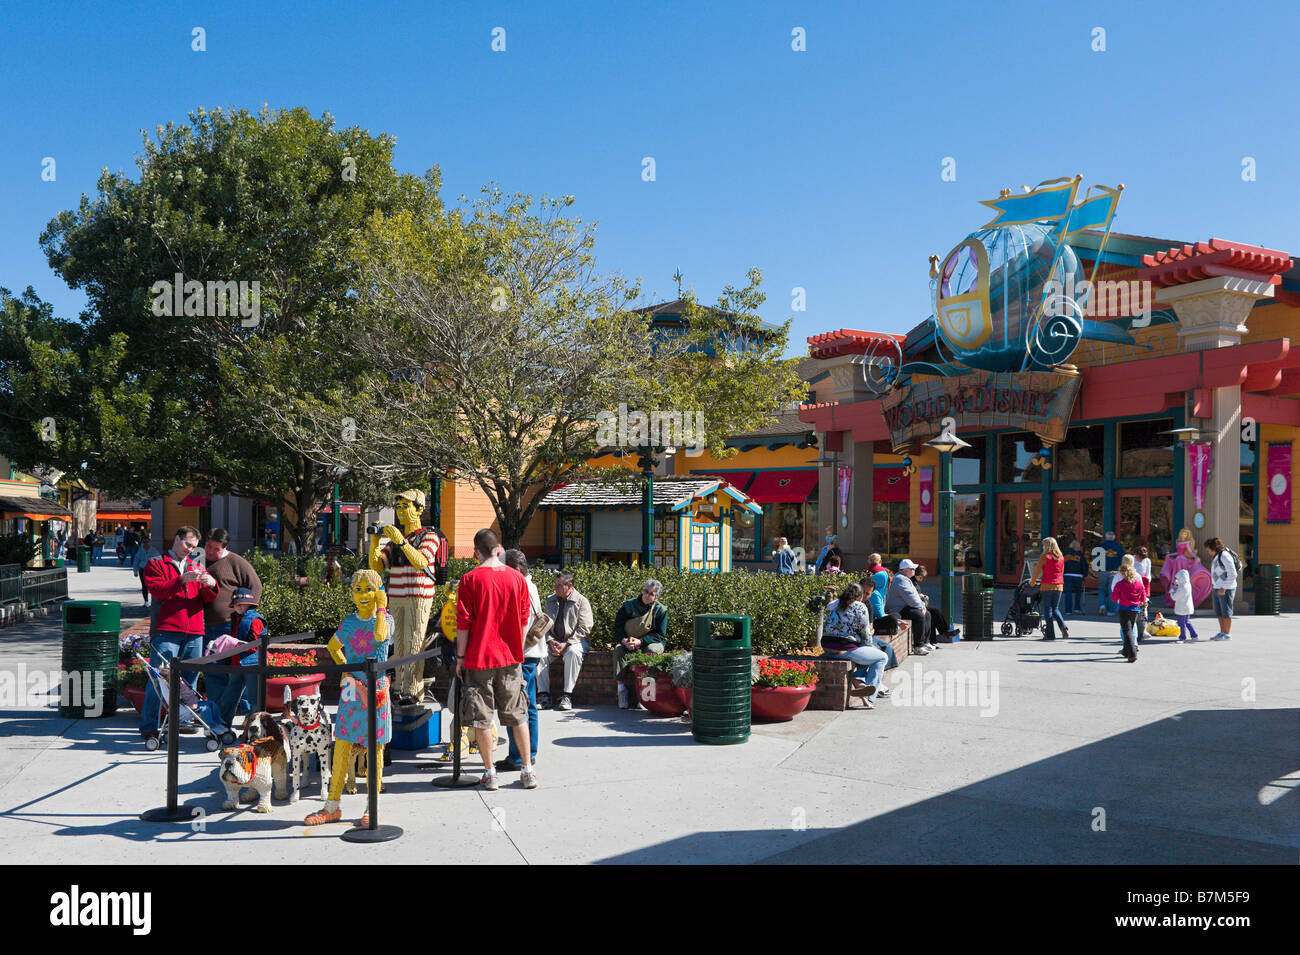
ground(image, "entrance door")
xmin=1116 ymin=489 xmax=1174 ymax=593
xmin=1053 ymin=491 xmax=1104 ymax=590
xmin=997 ymin=493 xmax=1042 ymax=583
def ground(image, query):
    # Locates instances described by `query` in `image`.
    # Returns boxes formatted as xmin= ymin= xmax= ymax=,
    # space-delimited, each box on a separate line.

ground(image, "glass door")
xmin=1053 ymin=491 xmax=1103 ymax=590
xmin=1116 ymin=489 xmax=1174 ymax=593
xmin=997 ymin=493 xmax=1043 ymax=583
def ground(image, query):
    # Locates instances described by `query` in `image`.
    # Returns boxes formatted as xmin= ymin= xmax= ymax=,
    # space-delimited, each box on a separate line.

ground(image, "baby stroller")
xmin=136 ymin=654 xmax=228 ymax=752
xmin=1000 ymin=579 xmax=1043 ymax=637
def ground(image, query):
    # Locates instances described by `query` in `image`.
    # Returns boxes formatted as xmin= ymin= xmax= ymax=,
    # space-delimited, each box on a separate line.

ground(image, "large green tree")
xmin=36 ymin=107 xmax=437 ymax=549
xmin=267 ymin=187 xmax=806 ymax=546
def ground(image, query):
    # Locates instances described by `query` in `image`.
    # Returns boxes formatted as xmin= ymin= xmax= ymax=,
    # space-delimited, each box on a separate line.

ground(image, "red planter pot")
xmin=750 ymin=685 xmax=815 ymax=722
xmin=676 ymin=686 xmax=691 ymax=713
xmin=120 ymin=685 xmax=147 ymax=714
xmin=263 ymin=674 xmax=326 ymax=714
xmin=630 ymin=666 xmax=686 ymax=717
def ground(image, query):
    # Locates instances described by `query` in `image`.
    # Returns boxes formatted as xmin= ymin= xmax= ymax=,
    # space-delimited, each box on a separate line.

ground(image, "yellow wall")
xmin=672 ymin=443 xmax=818 ymax=477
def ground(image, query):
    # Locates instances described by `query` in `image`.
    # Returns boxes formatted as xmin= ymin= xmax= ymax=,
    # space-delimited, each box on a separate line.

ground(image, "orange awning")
xmin=97 ymin=511 xmax=150 ymax=521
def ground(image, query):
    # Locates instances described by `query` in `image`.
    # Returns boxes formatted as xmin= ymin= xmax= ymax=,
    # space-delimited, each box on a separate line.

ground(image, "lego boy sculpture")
xmin=369 ymin=488 xmax=440 ymax=706
xmin=304 ymin=569 xmax=394 ymax=828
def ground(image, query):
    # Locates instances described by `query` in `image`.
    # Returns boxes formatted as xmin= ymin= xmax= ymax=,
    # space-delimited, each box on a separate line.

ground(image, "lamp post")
xmin=637 ymin=446 xmax=676 ymax=569
xmin=923 ymin=431 xmax=971 ymax=631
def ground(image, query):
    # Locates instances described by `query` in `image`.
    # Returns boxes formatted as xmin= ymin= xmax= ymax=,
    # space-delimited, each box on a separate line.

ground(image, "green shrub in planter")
xmin=524 ymin=564 xmax=829 ymax=656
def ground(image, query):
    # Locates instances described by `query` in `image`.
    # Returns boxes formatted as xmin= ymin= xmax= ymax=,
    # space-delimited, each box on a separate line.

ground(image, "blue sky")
xmin=2 ymin=0 xmax=1297 ymax=352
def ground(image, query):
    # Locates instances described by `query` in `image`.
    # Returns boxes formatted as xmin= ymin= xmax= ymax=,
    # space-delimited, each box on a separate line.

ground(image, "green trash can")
xmin=1255 ymin=564 xmax=1281 ymax=615
xmin=59 ymin=600 xmax=121 ymax=718
xmin=76 ymin=546 xmax=92 ymax=574
xmin=961 ymin=574 xmax=994 ymax=640
xmin=691 ymin=614 xmax=751 ymax=745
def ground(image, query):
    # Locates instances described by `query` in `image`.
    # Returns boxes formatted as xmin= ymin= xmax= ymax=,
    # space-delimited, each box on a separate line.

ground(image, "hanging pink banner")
xmin=837 ymin=467 xmax=852 ymax=527
xmin=1267 ymin=444 xmax=1291 ymax=523
xmin=919 ymin=467 xmax=934 ymax=526
xmin=1188 ymin=442 xmax=1213 ymax=512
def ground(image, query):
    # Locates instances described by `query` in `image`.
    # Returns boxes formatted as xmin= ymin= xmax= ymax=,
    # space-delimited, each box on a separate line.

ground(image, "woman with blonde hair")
xmin=1111 ymin=555 xmax=1147 ymax=662
xmin=1030 ymin=536 xmax=1068 ymax=640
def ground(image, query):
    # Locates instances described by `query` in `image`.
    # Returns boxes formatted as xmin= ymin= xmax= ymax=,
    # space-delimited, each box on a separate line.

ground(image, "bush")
xmin=528 ymin=563 xmax=830 ymax=656
xmin=0 ymin=534 xmax=40 ymax=566
xmin=259 ymin=560 xmax=829 ymax=656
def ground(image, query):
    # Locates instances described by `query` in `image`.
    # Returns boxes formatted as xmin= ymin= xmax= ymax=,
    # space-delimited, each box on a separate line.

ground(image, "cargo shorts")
xmin=460 ymin=664 xmax=527 ymax=729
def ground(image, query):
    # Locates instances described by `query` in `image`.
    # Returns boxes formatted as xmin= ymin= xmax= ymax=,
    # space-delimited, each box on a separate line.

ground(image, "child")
xmin=207 ymin=587 xmax=267 ymax=734
xmin=1171 ymin=568 xmax=1198 ymax=641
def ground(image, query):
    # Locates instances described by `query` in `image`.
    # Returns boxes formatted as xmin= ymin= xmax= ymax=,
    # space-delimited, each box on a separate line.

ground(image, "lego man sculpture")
xmin=304 ymin=569 xmax=393 ymax=828
xmin=369 ymin=489 xmax=440 ymax=706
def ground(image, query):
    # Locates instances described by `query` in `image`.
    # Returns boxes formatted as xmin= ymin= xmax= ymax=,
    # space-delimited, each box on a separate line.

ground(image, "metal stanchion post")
xmin=432 ymin=673 xmax=479 ymax=788
xmin=140 ymin=659 xmax=205 ymax=823
xmin=342 ymin=659 xmax=402 ymax=842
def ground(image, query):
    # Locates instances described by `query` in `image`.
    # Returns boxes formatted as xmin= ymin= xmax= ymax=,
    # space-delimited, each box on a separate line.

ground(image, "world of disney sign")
xmin=881 ymin=369 xmax=1082 ymax=452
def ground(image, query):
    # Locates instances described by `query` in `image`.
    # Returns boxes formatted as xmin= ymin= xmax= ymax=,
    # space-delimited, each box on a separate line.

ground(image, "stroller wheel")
xmin=205 ymin=736 xmax=221 ymax=752
xmin=220 ymin=731 xmax=237 ymax=746
xmin=1000 ymin=621 xmax=1014 ymax=637
xmin=145 ymin=736 xmax=160 ymax=752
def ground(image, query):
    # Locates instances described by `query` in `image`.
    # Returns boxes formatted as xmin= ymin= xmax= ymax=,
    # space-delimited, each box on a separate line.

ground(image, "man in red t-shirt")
xmin=455 ymin=528 xmax=536 ymax=791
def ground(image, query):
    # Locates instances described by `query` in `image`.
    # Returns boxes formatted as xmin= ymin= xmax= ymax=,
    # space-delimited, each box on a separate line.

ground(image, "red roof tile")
xmin=1141 ymin=238 xmax=1292 ymax=288
xmin=808 ymin=329 xmax=906 ymax=359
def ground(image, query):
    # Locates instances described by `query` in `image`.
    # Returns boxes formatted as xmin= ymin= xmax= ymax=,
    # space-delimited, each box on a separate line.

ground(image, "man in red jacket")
xmin=139 ymin=525 xmax=219 ymax=743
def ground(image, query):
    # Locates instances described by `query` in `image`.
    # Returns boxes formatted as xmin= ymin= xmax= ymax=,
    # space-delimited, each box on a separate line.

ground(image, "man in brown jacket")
xmin=202 ymin=528 xmax=263 ymax=651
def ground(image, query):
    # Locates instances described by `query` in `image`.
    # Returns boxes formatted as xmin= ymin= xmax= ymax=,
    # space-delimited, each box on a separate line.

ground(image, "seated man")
xmin=884 ymin=558 xmax=932 ymax=655
xmin=537 ymin=571 xmax=593 ymax=712
xmin=613 ymin=579 xmax=668 ymax=709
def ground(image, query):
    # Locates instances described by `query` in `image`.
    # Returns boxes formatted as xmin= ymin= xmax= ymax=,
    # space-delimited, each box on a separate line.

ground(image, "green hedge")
xmin=256 ymin=558 xmax=833 ymax=656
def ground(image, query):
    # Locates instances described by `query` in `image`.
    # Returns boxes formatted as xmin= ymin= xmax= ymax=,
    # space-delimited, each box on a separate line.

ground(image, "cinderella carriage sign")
xmin=862 ymin=175 xmax=1123 ymax=452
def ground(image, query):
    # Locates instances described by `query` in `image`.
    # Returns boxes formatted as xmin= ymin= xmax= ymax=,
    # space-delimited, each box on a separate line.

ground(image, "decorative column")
xmin=1144 ymin=240 xmax=1292 ymax=607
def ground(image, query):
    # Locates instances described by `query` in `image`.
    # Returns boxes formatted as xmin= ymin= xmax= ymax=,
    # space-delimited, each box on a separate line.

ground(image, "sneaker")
xmin=617 ymin=685 xmax=629 ymax=709
xmin=927 ymin=642 xmax=940 ymax=650
xmin=556 ymin=694 xmax=573 ymax=711
xmin=1189 ymin=635 xmax=1199 ymax=641
xmin=520 ymin=768 xmax=538 ymax=789
xmin=1060 ymin=625 xmax=1070 ymax=639
xmin=480 ymin=771 xmax=499 ymax=791
xmin=875 ymin=686 xmax=891 ymax=698
xmin=494 ymin=758 xmax=522 ymax=773
xmin=536 ymin=692 xmax=551 ymax=709
xmin=1210 ymin=633 xmax=1228 ymax=641
xmin=626 ymin=693 xmax=641 ymax=710
xmin=912 ymin=646 xmax=930 ymax=655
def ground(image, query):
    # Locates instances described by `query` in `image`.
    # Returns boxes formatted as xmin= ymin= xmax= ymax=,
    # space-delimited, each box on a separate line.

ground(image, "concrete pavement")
xmin=0 ymin=561 xmax=1296 ymax=864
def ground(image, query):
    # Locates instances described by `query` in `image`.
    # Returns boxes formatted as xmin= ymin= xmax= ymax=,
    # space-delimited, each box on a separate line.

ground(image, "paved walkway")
xmin=0 ymin=562 xmax=1296 ymax=864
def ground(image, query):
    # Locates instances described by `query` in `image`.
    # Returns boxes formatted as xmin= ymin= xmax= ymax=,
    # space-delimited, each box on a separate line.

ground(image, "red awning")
xmin=177 ymin=493 xmax=211 ymax=507
xmin=746 ymin=469 xmax=819 ymax=503
xmin=319 ymin=503 xmax=361 ymax=514
xmin=874 ymin=466 xmax=908 ymax=503
xmin=695 ymin=471 xmax=754 ymax=493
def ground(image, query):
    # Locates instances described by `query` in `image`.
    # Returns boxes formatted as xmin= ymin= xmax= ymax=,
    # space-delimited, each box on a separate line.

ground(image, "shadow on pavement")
xmin=595 ymin=707 xmax=1300 ymax=864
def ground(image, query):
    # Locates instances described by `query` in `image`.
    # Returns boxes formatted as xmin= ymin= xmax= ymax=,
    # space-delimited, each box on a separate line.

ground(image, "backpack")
xmin=1216 ymin=549 xmax=1243 ymax=576
xmin=427 ymin=527 xmax=450 ymax=585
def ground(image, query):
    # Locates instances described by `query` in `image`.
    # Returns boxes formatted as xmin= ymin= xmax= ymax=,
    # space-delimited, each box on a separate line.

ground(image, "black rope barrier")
xmin=139 ymin=633 xmax=451 ymax=841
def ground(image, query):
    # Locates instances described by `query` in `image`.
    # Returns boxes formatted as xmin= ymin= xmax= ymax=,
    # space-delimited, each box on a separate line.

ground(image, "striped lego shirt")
xmin=380 ymin=530 xmax=439 ymax=599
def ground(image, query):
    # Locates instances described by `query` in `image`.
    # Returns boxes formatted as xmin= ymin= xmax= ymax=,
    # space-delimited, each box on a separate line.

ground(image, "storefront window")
xmin=1118 ymin=418 xmax=1175 ymax=478
xmin=762 ymin=503 xmax=805 ymax=559
xmin=953 ymin=493 xmax=985 ymax=571
xmin=1056 ymin=425 xmax=1104 ymax=481
xmin=952 ymin=436 xmax=986 ymax=486
xmin=872 ymin=500 xmax=909 ymax=560
xmin=803 ymin=500 xmax=820 ymax=555
xmin=997 ymin=432 xmax=1046 ymax=483
xmin=731 ymin=514 xmax=756 ymax=563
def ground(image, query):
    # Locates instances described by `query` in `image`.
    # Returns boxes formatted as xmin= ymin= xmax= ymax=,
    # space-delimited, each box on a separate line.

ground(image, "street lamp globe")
xmin=924 ymin=433 xmax=971 ymax=455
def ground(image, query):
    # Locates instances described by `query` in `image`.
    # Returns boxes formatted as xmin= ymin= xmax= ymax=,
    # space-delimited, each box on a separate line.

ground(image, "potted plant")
xmin=116 ymin=659 xmax=150 ymax=713
xmin=118 ymin=633 xmax=151 ymax=665
xmin=263 ymin=650 xmax=326 ymax=714
xmin=750 ymin=657 xmax=818 ymax=722
xmin=625 ymin=651 xmax=687 ymax=717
